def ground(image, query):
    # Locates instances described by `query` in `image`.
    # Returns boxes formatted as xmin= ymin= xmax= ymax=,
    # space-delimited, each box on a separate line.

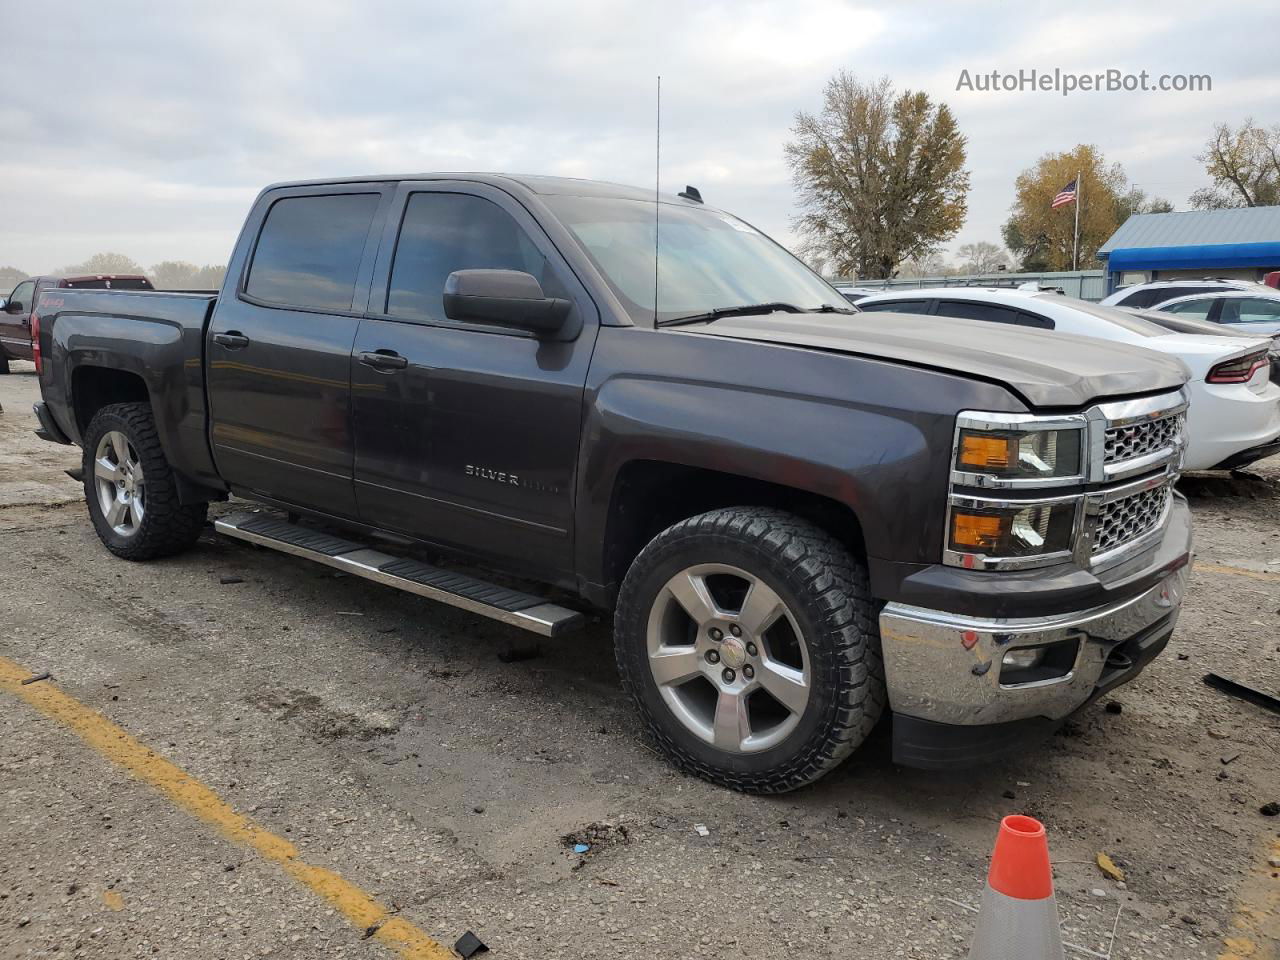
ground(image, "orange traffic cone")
xmin=969 ymin=815 xmax=1065 ymax=960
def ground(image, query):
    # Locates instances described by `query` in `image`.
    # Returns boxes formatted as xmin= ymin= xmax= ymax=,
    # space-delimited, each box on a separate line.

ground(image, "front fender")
xmin=575 ymin=326 xmax=1026 ymax=586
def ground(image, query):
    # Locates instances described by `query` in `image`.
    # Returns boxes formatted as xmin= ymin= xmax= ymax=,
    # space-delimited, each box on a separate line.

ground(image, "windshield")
xmin=1032 ymin=294 xmax=1170 ymax=338
xmin=544 ymin=195 xmax=844 ymax=325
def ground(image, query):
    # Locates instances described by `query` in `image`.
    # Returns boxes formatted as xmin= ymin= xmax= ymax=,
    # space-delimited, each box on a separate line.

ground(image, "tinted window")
xmin=935 ymin=300 xmax=1022 ymax=325
xmin=387 ymin=192 xmax=551 ymax=323
xmin=860 ymin=299 xmax=930 ymax=314
xmin=1162 ymin=298 xmax=1213 ymax=320
xmin=246 ymin=193 xmax=379 ymax=310
xmin=1119 ymin=285 xmax=1229 ymax=308
xmin=1016 ymin=311 xmax=1054 ymax=329
xmin=64 ymin=277 xmax=153 ymax=290
xmin=1221 ymin=297 xmax=1280 ymax=323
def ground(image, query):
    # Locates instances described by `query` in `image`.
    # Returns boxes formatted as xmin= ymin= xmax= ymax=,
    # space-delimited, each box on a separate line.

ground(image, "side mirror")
xmin=4 ymin=299 xmax=23 ymax=314
xmin=443 ymin=269 xmax=570 ymax=334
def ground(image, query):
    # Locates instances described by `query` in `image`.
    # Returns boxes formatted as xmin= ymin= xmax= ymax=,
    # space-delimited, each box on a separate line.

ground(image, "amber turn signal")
xmin=951 ymin=511 xmax=1008 ymax=549
xmin=958 ymin=433 xmax=1014 ymax=470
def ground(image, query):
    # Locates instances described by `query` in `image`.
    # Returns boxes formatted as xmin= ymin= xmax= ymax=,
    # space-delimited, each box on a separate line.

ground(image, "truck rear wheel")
xmin=614 ymin=507 xmax=885 ymax=793
xmin=82 ymin=402 xmax=207 ymax=560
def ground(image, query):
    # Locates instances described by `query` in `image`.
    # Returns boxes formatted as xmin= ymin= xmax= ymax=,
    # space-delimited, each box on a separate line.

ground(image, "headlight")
xmin=948 ymin=499 xmax=1078 ymax=561
xmin=955 ymin=426 xmax=1083 ymax=483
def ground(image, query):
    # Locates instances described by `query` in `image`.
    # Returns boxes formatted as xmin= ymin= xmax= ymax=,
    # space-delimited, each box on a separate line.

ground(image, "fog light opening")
xmin=999 ymin=638 xmax=1080 ymax=686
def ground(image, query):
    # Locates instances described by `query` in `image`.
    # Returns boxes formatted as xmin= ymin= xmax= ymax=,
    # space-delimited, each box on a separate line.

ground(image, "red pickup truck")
xmin=1 ymin=275 xmax=153 ymax=372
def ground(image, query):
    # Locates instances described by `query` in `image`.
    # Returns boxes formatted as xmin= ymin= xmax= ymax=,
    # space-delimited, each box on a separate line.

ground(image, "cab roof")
xmin=260 ymin=173 xmax=699 ymax=205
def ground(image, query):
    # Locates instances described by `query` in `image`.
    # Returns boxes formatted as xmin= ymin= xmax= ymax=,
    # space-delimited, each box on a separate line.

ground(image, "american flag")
xmin=1051 ymin=178 xmax=1078 ymax=209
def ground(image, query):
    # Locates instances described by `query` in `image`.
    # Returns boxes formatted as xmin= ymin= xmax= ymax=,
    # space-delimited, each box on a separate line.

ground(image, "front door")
xmin=0 ymin=279 xmax=36 ymax=360
xmin=350 ymin=181 xmax=599 ymax=582
xmin=205 ymin=186 xmax=390 ymax=518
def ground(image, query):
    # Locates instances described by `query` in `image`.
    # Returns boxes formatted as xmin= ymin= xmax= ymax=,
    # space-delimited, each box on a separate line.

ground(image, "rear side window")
xmin=386 ymin=192 xmax=551 ymax=323
xmin=246 ymin=193 xmax=379 ymax=311
xmin=1162 ymin=298 xmax=1213 ymax=320
xmin=935 ymin=300 xmax=1022 ymax=325
xmin=1222 ymin=297 xmax=1280 ymax=323
xmin=859 ymin=299 xmax=930 ymax=314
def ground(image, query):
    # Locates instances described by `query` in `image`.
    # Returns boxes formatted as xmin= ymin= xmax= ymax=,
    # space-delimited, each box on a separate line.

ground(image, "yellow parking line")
xmin=0 ymin=657 xmax=452 ymax=960
xmin=1196 ymin=562 xmax=1280 ymax=583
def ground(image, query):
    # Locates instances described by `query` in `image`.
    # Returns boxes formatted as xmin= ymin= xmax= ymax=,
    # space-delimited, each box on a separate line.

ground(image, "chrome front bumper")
xmin=878 ymin=564 xmax=1189 ymax=726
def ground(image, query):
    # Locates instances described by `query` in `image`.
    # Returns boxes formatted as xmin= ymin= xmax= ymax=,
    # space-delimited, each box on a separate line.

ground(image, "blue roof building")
xmin=1097 ymin=206 xmax=1280 ymax=293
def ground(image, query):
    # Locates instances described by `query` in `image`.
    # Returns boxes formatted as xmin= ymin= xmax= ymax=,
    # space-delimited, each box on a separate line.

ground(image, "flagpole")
xmin=1072 ymin=170 xmax=1082 ymax=271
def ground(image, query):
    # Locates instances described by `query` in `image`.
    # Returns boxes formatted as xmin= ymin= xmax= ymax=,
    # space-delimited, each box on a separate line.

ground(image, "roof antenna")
xmin=654 ymin=75 xmax=661 ymax=325
xmin=678 ymin=185 xmax=702 ymax=203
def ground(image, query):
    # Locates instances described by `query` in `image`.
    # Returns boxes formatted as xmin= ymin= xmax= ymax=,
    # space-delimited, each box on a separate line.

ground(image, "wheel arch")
xmin=594 ymin=459 xmax=867 ymax=606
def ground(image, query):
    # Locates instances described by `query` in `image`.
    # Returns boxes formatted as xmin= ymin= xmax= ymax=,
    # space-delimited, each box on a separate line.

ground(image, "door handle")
xmin=358 ymin=350 xmax=409 ymax=371
xmin=213 ymin=331 xmax=250 ymax=349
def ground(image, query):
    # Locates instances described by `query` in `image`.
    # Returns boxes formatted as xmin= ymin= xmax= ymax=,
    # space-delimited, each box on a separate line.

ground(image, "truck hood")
xmin=680 ymin=312 xmax=1189 ymax=408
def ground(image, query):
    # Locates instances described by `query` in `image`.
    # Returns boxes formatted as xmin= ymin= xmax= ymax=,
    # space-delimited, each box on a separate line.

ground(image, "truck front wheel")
xmin=614 ymin=507 xmax=885 ymax=793
xmin=82 ymin=402 xmax=207 ymax=560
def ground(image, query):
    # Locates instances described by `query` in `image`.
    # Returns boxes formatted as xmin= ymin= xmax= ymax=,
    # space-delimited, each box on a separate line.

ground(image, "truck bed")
xmin=34 ymin=288 xmax=221 ymax=491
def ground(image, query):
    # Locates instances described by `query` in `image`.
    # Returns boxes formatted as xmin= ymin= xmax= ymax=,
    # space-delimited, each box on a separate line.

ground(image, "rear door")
xmin=350 ymin=180 xmax=599 ymax=581
xmin=206 ymin=185 xmax=392 ymax=517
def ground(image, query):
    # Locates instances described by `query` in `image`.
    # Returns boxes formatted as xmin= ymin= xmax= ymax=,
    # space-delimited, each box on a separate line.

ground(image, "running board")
xmin=214 ymin=512 xmax=584 ymax=637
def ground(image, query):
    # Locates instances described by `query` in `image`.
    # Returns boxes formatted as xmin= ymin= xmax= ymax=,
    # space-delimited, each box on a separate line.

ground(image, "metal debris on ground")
xmin=218 ymin=576 xmax=244 ymax=585
xmin=20 ymin=672 xmax=51 ymax=685
xmin=694 ymin=823 xmax=710 ymax=837
xmin=1203 ymin=672 xmax=1280 ymax=715
xmin=453 ymin=930 xmax=488 ymax=958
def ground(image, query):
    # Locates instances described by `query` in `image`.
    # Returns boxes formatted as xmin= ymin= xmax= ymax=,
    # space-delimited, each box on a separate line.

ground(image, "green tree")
xmin=1002 ymin=145 xmax=1127 ymax=271
xmin=1189 ymin=120 xmax=1280 ymax=209
xmin=786 ymin=73 xmax=969 ymax=279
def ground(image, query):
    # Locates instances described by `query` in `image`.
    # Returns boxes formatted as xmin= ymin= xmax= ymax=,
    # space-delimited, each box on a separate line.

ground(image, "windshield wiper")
xmin=660 ymin=301 xmax=854 ymax=327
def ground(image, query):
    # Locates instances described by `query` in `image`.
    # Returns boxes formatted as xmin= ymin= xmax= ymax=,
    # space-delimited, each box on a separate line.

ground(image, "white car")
xmin=1143 ymin=290 xmax=1280 ymax=337
xmin=856 ymin=287 xmax=1280 ymax=471
xmin=1100 ymin=278 xmax=1276 ymax=309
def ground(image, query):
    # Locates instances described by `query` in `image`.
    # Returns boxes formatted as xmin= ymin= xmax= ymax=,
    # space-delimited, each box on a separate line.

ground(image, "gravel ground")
xmin=0 ymin=360 xmax=1276 ymax=960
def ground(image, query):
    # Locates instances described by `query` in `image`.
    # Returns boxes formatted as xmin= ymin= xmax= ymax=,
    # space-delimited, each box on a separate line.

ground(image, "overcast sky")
xmin=2 ymin=0 xmax=1276 ymax=274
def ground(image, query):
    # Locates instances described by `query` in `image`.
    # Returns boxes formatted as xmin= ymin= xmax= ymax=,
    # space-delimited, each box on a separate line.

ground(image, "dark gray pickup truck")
xmin=32 ymin=174 xmax=1194 ymax=792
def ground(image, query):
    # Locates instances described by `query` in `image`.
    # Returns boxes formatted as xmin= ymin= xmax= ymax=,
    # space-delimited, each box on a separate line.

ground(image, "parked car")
xmin=1135 ymin=308 xmax=1280 ymax=387
xmin=1 ymin=275 xmax=153 ymax=372
xmin=830 ymin=282 xmax=883 ymax=304
xmin=1100 ymin=277 xmax=1275 ymax=309
xmin=31 ymin=174 xmax=1194 ymax=792
xmin=1147 ymin=290 xmax=1280 ymax=337
xmin=856 ymin=287 xmax=1280 ymax=471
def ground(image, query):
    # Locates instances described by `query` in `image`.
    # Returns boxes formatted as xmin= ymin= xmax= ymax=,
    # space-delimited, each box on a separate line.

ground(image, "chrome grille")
xmin=1103 ymin=413 xmax=1183 ymax=465
xmin=1093 ymin=483 xmax=1172 ymax=555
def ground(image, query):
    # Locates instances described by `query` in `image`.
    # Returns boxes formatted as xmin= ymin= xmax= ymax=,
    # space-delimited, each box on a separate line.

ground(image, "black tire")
xmin=82 ymin=402 xmax=207 ymax=560
xmin=614 ymin=506 xmax=885 ymax=794
xmin=0 ymin=352 xmax=10 ymax=374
